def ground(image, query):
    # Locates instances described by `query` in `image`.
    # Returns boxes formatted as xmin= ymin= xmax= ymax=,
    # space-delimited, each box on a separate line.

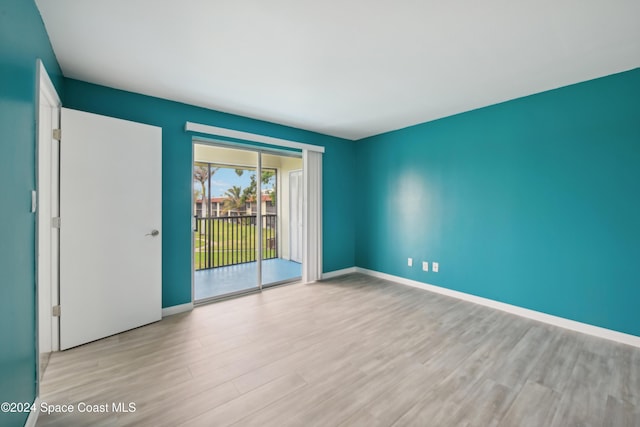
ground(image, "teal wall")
xmin=356 ymin=68 xmax=640 ymax=336
xmin=64 ymin=79 xmax=356 ymax=308
xmin=2 ymin=2 xmax=638 ymax=423
xmin=0 ymin=1 xmax=63 ymax=426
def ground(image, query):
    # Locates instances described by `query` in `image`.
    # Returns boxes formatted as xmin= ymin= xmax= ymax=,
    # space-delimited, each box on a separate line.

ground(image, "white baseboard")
xmin=162 ymin=302 xmax=193 ymax=317
xmin=322 ymin=267 xmax=357 ymax=280
xmin=355 ymin=267 xmax=640 ymax=349
xmin=24 ymin=397 xmax=40 ymax=427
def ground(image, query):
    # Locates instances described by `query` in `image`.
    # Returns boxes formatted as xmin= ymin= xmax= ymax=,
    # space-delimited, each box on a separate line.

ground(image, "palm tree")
xmin=193 ymin=188 xmax=202 ymax=216
xmin=193 ymin=164 xmax=218 ymax=217
xmin=193 ymin=165 xmax=209 ymax=216
xmin=241 ymin=170 xmax=276 ymax=204
xmin=223 ymin=186 xmax=244 ymax=215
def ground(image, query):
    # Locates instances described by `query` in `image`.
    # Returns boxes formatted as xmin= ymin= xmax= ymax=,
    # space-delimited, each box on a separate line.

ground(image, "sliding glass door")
xmin=193 ymin=143 xmax=302 ymax=302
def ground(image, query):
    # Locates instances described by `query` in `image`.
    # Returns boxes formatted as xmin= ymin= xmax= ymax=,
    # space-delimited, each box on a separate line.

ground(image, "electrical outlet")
xmin=422 ymin=261 xmax=428 ymax=271
xmin=407 ymin=258 xmax=413 ymax=267
xmin=432 ymin=262 xmax=439 ymax=272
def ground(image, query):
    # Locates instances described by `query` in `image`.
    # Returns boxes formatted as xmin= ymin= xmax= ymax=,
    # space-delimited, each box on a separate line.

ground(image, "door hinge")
xmin=52 ymin=305 xmax=61 ymax=317
xmin=52 ymin=129 xmax=61 ymax=141
xmin=52 ymin=217 xmax=61 ymax=228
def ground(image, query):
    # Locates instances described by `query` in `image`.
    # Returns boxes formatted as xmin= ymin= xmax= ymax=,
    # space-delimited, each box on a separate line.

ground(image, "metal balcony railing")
xmin=194 ymin=214 xmax=277 ymax=271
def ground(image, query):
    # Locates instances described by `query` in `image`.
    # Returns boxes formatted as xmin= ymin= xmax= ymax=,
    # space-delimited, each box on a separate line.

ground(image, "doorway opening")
xmin=193 ymin=143 xmax=303 ymax=302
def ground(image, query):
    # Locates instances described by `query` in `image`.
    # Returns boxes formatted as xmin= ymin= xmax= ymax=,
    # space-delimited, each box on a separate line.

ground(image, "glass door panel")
xmin=260 ymin=153 xmax=303 ymax=287
xmin=193 ymin=144 xmax=259 ymax=300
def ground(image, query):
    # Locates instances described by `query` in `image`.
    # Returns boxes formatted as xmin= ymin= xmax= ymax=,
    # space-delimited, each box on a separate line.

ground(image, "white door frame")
xmin=36 ymin=59 xmax=62 ymax=385
xmin=186 ymin=124 xmax=325 ymax=294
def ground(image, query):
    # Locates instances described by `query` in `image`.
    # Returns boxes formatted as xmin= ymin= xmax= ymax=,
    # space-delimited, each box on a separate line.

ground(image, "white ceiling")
xmin=36 ymin=0 xmax=640 ymax=140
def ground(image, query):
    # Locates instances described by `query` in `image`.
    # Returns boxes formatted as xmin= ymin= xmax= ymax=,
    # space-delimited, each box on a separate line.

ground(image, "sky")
xmin=194 ymin=166 xmax=275 ymax=198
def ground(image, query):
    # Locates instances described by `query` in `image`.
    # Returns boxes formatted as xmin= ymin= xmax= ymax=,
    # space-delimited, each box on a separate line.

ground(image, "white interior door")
xmin=289 ymin=170 xmax=303 ymax=263
xmin=59 ymin=108 xmax=162 ymax=350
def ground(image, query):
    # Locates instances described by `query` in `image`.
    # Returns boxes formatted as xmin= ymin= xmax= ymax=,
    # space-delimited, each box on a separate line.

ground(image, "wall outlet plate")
xmin=422 ymin=261 xmax=428 ymax=271
xmin=432 ymin=262 xmax=439 ymax=272
xmin=407 ymin=258 xmax=413 ymax=267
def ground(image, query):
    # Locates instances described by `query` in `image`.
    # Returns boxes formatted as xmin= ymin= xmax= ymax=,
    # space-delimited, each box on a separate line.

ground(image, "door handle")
xmin=146 ymin=229 xmax=160 ymax=237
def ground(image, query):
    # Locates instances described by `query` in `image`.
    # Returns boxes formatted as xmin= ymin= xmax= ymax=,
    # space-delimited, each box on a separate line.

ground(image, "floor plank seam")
xmin=36 ymin=274 xmax=640 ymax=427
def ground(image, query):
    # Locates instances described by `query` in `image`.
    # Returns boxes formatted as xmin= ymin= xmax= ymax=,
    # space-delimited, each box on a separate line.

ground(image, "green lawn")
xmin=194 ymin=219 xmax=277 ymax=269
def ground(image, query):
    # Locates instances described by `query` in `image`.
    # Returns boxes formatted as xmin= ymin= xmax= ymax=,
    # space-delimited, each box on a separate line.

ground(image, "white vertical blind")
xmin=302 ymin=150 xmax=323 ymax=282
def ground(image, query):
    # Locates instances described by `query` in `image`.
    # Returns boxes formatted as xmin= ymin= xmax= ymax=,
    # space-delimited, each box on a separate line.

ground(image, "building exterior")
xmin=195 ymin=194 xmax=275 ymax=218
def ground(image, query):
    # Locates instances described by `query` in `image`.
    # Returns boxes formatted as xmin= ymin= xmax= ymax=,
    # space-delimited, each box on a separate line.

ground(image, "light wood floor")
xmin=37 ymin=273 xmax=640 ymax=426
